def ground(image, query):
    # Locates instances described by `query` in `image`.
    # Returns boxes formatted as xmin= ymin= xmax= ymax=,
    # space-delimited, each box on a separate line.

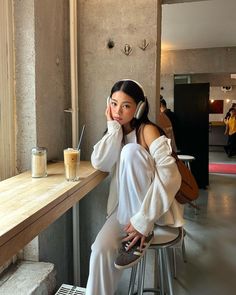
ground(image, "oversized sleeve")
xmin=91 ymin=120 xmax=123 ymax=172
xmin=130 ymin=136 xmax=182 ymax=236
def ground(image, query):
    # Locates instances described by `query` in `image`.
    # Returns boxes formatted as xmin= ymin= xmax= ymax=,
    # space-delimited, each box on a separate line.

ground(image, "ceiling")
xmin=161 ymin=0 xmax=236 ymax=50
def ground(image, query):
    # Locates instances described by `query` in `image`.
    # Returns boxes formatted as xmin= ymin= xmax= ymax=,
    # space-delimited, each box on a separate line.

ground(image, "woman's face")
xmin=110 ymin=91 xmax=137 ymax=126
xmin=230 ymin=109 xmax=236 ymax=117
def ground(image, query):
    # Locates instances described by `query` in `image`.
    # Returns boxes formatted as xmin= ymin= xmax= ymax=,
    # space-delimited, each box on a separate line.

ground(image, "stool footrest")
xmin=133 ymin=288 xmax=162 ymax=294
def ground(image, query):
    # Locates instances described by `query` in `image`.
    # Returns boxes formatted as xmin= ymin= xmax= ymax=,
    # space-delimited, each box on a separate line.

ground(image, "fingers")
xmin=105 ymin=105 xmax=113 ymax=121
xmin=122 ymin=231 xmax=136 ymax=242
xmin=123 ymin=223 xmax=132 ymax=232
xmin=125 ymin=235 xmax=140 ymax=251
xmin=122 ymin=222 xmax=146 ymax=251
xmin=140 ymin=236 xmax=146 ymax=251
xmin=124 ymin=222 xmax=138 ymax=234
xmin=121 ymin=231 xmax=145 ymax=251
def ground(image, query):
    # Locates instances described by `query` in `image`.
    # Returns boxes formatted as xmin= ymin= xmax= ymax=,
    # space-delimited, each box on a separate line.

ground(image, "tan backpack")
xmin=138 ymin=124 xmax=199 ymax=209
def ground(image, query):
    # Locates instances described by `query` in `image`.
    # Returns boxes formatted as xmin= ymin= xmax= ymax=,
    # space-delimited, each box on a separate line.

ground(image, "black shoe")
xmin=224 ymin=146 xmax=228 ymax=154
xmin=114 ymin=232 xmax=154 ymax=270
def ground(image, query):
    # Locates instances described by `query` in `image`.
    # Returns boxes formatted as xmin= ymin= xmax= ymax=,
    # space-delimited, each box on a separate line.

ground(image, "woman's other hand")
xmin=122 ymin=222 xmax=146 ymax=251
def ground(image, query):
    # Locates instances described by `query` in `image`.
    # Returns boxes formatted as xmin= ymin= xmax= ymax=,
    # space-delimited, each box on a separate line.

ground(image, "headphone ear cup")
xmin=134 ymin=101 xmax=146 ymax=119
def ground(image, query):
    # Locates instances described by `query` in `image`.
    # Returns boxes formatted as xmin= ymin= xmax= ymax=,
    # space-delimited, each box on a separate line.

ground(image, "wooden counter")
xmin=209 ymin=121 xmax=225 ymax=126
xmin=0 ymin=161 xmax=107 ymax=266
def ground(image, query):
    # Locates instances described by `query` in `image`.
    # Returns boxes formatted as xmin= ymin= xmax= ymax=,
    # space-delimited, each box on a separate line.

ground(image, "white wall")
xmin=209 ymin=87 xmax=236 ymax=121
xmin=160 ymin=47 xmax=236 ymax=115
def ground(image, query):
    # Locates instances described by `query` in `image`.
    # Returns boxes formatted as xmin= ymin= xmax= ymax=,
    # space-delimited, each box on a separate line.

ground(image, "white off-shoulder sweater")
xmin=91 ymin=121 xmax=184 ymax=236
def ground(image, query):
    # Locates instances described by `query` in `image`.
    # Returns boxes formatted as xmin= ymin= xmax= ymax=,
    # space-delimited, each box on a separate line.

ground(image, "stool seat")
xmin=177 ymin=154 xmax=195 ymax=161
xmin=128 ymin=226 xmax=183 ymax=295
xmin=152 ymin=226 xmax=180 ymax=245
xmin=177 ymin=155 xmax=195 ymax=179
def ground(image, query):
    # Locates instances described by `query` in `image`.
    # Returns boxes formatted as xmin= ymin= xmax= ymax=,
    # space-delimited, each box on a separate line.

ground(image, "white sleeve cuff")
xmin=107 ymin=120 xmax=121 ymax=132
xmin=130 ymin=213 xmax=154 ymax=236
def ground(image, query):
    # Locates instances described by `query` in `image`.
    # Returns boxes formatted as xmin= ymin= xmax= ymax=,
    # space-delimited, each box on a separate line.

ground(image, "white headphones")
xmin=107 ymin=79 xmax=147 ymax=120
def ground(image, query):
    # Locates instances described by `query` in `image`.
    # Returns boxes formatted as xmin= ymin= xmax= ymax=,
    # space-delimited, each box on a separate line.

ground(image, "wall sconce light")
xmin=210 ymin=99 xmax=214 ymax=103
xmin=226 ymin=99 xmax=230 ymax=103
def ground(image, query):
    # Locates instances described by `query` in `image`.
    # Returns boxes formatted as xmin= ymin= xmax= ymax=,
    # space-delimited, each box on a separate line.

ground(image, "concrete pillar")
xmin=14 ymin=0 xmax=72 ymax=289
xmin=77 ymin=0 xmax=162 ymax=287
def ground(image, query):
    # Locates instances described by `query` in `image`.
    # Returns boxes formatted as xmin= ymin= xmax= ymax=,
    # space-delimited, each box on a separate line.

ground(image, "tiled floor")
xmin=118 ymin=151 xmax=236 ymax=295
xmin=173 ymin=152 xmax=236 ymax=295
xmin=209 ymin=149 xmax=236 ymax=164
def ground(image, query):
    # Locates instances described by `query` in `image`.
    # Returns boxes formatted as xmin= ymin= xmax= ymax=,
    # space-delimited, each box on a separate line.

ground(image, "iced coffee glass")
xmin=64 ymin=148 xmax=80 ymax=181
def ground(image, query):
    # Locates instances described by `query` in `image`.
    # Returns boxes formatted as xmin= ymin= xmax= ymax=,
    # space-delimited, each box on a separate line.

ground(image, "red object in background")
xmin=209 ymin=163 xmax=236 ymax=174
xmin=209 ymin=100 xmax=224 ymax=114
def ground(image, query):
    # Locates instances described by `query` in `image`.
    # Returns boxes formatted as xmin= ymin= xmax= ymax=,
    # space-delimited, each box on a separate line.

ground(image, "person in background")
xmin=224 ymin=107 xmax=236 ymax=157
xmin=86 ymin=80 xmax=184 ymax=295
xmin=160 ymin=97 xmax=178 ymax=148
xmin=223 ymin=107 xmax=232 ymax=135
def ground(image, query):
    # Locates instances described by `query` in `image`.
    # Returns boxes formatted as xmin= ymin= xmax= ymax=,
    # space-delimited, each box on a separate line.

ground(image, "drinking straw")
xmin=77 ymin=124 xmax=85 ymax=150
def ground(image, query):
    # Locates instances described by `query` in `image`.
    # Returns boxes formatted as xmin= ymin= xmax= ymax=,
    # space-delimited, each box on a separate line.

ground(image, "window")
xmin=174 ymin=74 xmax=191 ymax=84
xmin=0 ymin=0 xmax=16 ymax=181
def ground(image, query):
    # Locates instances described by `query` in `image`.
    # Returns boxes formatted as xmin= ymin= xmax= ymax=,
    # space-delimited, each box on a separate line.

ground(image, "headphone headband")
xmin=119 ymin=79 xmax=146 ymax=97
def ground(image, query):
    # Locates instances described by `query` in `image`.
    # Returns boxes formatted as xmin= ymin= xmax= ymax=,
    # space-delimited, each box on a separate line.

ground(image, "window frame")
xmin=0 ymin=0 xmax=16 ymax=181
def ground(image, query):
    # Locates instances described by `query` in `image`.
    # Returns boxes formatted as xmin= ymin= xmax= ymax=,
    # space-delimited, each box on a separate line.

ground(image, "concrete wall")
xmin=35 ymin=0 xmax=71 ymax=160
xmin=78 ymin=0 xmax=160 ymax=158
xmin=77 ymin=0 xmax=162 ymax=287
xmin=161 ymin=47 xmax=236 ymax=75
xmin=35 ymin=0 xmax=72 ymax=288
xmin=191 ymin=73 xmax=236 ymax=86
xmin=12 ymin=0 xmax=236 ymax=291
xmin=163 ymin=0 xmax=208 ymax=3
xmin=160 ymin=46 xmax=236 ymax=108
xmin=14 ymin=0 xmax=72 ymax=289
xmin=15 ymin=0 xmax=37 ymax=173
xmin=15 ymin=0 xmax=71 ymax=170
xmin=13 ymin=0 xmax=162 ymax=290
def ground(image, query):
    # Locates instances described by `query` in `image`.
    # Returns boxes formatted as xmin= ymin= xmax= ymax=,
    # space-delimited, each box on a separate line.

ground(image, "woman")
xmin=86 ymin=79 xmax=184 ymax=295
xmin=224 ymin=107 xmax=236 ymax=157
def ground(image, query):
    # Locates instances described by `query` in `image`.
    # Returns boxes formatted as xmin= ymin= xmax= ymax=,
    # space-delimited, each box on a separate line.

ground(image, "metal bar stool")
xmin=177 ymin=154 xmax=198 ymax=214
xmin=128 ymin=226 xmax=183 ymax=295
xmin=177 ymin=154 xmax=195 ymax=171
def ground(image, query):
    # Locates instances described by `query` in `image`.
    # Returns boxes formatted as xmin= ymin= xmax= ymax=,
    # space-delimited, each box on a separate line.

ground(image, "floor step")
xmin=0 ymin=261 xmax=56 ymax=295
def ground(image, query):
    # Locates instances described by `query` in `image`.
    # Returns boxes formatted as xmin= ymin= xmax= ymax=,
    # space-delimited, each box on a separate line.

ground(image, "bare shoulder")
xmin=143 ymin=124 xmax=161 ymax=148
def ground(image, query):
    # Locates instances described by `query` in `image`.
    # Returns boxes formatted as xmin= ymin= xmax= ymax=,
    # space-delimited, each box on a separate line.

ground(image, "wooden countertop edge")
xmin=0 ymin=171 xmax=107 ymax=266
xmin=0 ymin=162 xmax=106 ymax=246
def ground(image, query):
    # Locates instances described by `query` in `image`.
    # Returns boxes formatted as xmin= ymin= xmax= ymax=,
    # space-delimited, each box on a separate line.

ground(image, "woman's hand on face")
xmin=105 ymin=104 xmax=113 ymax=121
xmin=122 ymin=222 xmax=146 ymax=251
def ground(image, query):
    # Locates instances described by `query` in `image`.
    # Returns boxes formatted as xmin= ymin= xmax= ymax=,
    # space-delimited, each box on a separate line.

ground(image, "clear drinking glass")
xmin=64 ymin=148 xmax=80 ymax=181
xmin=31 ymin=147 xmax=47 ymax=178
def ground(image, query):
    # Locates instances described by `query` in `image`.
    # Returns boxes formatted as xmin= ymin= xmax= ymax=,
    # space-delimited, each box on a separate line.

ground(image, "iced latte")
xmin=64 ymin=148 xmax=80 ymax=181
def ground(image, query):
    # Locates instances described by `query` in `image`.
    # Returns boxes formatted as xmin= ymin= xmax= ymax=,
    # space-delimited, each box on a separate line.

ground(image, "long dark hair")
xmin=105 ymin=79 xmax=165 ymax=138
xmin=110 ymin=80 xmax=151 ymax=131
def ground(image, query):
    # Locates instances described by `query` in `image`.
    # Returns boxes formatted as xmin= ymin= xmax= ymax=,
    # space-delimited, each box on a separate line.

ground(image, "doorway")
xmin=174 ymin=83 xmax=209 ymax=189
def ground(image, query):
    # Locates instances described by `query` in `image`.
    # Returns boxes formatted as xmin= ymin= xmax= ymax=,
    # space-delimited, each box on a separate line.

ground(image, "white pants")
xmin=86 ymin=143 xmax=155 ymax=295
